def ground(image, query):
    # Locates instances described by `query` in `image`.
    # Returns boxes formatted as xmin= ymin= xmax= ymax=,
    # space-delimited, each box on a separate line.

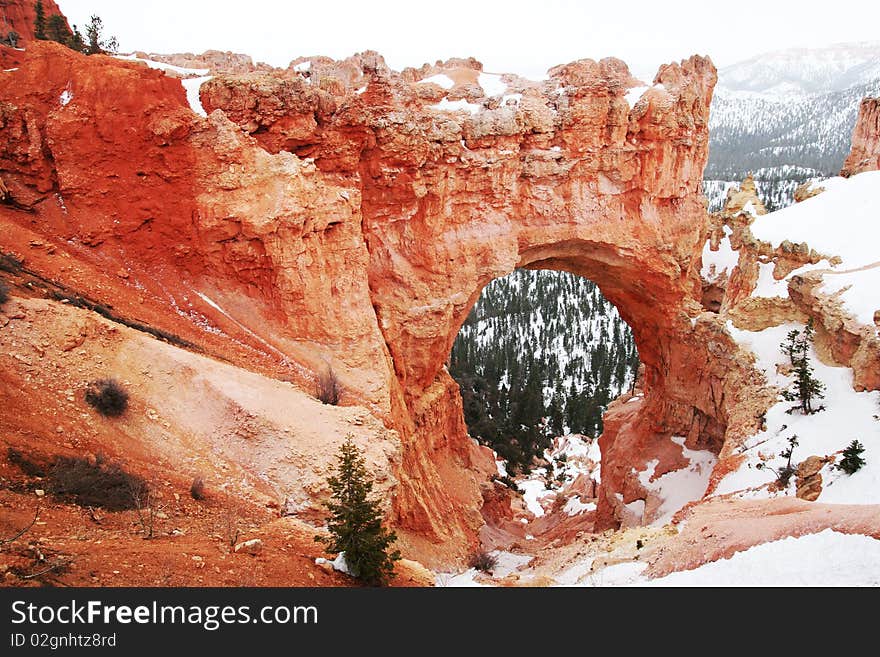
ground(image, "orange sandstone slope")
xmin=0 ymin=35 xmax=791 ymax=569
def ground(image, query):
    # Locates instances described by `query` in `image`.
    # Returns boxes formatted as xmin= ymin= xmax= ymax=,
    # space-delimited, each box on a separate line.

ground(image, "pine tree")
xmin=837 ymin=440 xmax=866 ymax=475
xmin=315 ymin=436 xmax=401 ymax=586
xmin=780 ymin=319 xmax=825 ymax=414
xmin=45 ymin=14 xmax=78 ymax=49
xmin=83 ymin=14 xmax=118 ymax=55
xmin=34 ymin=1 xmax=46 ymax=40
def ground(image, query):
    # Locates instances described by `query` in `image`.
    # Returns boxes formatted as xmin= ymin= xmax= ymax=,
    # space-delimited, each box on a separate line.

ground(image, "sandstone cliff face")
xmin=0 ymin=0 xmax=67 ymax=43
xmin=1 ymin=40 xmax=737 ymax=563
xmin=841 ymin=97 xmax=880 ymax=177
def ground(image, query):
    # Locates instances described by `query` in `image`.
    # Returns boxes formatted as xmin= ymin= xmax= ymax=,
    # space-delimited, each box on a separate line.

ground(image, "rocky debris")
xmin=841 ymin=97 xmax=880 ymax=177
xmin=396 ymin=558 xmax=436 ymax=586
xmin=793 ymin=180 xmax=825 ymax=203
xmin=795 ymin=456 xmax=827 ymax=502
xmin=233 ymin=539 xmax=263 ymax=556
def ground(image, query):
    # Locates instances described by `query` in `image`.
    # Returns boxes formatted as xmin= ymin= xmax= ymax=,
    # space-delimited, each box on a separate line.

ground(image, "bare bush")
xmin=190 ymin=476 xmax=206 ymax=501
xmin=315 ymin=365 xmax=341 ymax=405
xmin=47 ymin=455 xmax=148 ymax=511
xmin=7 ymin=447 xmax=46 ymax=477
xmin=468 ymin=550 xmax=498 ymax=573
xmin=130 ymin=482 xmax=157 ymax=539
xmin=84 ymin=378 xmax=129 ymax=417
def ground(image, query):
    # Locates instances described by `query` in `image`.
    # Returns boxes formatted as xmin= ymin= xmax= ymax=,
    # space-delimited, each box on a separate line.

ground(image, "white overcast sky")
xmin=56 ymin=0 xmax=880 ymax=81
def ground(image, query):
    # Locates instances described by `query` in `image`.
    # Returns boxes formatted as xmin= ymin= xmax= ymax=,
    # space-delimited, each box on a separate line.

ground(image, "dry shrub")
xmin=316 ymin=366 xmax=341 ymax=405
xmin=84 ymin=378 xmax=129 ymax=417
xmin=190 ymin=476 xmax=206 ymax=501
xmin=468 ymin=550 xmax=498 ymax=573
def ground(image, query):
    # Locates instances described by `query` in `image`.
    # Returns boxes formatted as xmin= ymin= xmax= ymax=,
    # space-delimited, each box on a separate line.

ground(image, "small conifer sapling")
xmin=837 ymin=440 xmax=866 ymax=475
xmin=780 ymin=319 xmax=825 ymax=414
xmin=315 ymin=435 xmax=401 ymax=586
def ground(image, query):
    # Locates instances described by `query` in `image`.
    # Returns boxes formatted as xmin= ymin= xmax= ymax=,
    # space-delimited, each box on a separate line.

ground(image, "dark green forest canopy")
xmin=449 ymin=270 xmax=638 ymax=474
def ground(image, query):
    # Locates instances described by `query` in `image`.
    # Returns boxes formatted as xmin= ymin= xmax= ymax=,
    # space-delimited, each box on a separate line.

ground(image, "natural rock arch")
xmin=0 ymin=43 xmax=770 ymax=566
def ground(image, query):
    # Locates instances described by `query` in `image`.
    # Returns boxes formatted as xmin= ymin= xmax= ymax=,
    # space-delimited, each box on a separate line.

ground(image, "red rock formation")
xmin=0 ymin=0 xmax=69 ymax=44
xmin=133 ymin=50 xmax=271 ymax=75
xmin=841 ymin=97 xmax=880 ymax=176
xmin=0 ymin=40 xmax=741 ymax=564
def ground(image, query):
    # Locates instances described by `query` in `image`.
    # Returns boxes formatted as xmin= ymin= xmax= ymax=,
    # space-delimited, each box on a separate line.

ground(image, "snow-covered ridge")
xmin=750 ymin=171 xmax=880 ymax=327
xmin=719 ymin=41 xmax=880 ymax=96
xmin=707 ymin=41 xmax=880 ymax=192
xmin=114 ymin=53 xmax=210 ymax=77
xmin=114 ymin=54 xmax=212 ymax=117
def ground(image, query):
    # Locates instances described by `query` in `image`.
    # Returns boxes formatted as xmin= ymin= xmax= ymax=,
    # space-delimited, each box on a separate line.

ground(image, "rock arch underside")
xmin=1 ymin=42 xmax=781 ymax=566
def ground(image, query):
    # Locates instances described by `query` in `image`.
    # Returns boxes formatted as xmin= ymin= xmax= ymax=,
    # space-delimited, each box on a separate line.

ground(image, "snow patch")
xmin=563 ymin=496 xmax=596 ymax=516
xmin=701 ymin=226 xmax=738 ymax=281
xmin=315 ymin=552 xmax=351 ymax=575
xmin=421 ymin=73 xmax=454 ymax=89
xmin=819 ymin=265 xmax=880 ymax=328
xmin=564 ymin=561 xmax=648 ymax=587
xmin=641 ymin=530 xmax=880 ymax=586
xmin=625 ymin=85 xmax=650 ymax=108
xmin=115 ymin=54 xmax=209 ymax=76
xmin=182 ymin=76 xmax=212 ymax=117
xmin=478 ymin=72 xmax=507 ymax=97
xmin=518 ymin=476 xmax=552 ymax=517
xmin=435 ymin=550 xmax=532 ymax=587
xmin=428 ymin=98 xmax=482 ymax=114
xmin=638 ymin=436 xmax=717 ymax=526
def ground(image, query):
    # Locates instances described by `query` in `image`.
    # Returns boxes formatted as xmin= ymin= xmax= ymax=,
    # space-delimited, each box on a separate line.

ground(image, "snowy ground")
xmin=749 ymin=171 xmax=880 ymax=329
xmin=436 ymin=551 xmax=534 ymax=587
xmin=711 ymin=175 xmax=880 ymax=504
xmin=639 ymin=530 xmax=880 ymax=586
xmin=639 ymin=437 xmax=718 ymax=526
xmin=515 ymin=434 xmax=602 ymax=518
xmin=717 ymin=322 xmax=880 ymax=502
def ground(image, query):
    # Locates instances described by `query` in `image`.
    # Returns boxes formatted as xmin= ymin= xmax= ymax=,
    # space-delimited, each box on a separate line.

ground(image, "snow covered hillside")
xmin=714 ymin=171 xmax=880 ymax=502
xmin=704 ymin=42 xmax=880 ymax=211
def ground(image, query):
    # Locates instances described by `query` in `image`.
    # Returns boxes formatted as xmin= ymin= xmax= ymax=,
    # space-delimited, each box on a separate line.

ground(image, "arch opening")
xmin=449 ymin=268 xmax=640 ymax=477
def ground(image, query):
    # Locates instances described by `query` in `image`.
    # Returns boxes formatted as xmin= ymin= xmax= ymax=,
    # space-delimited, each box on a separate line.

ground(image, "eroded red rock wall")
xmin=0 ymin=40 xmax=751 ymax=564
xmin=0 ymin=0 xmax=68 ymax=43
xmin=842 ymin=97 xmax=880 ymax=176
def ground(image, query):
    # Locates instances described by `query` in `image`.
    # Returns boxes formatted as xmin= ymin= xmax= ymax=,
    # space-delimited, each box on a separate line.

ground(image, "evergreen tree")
xmin=83 ymin=14 xmax=118 ymax=55
xmin=45 ymin=14 xmax=82 ymax=50
xmin=837 ymin=440 xmax=866 ymax=475
xmin=315 ymin=436 xmax=401 ymax=586
xmin=34 ymin=1 xmax=46 ymax=40
xmin=780 ymin=319 xmax=825 ymax=414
